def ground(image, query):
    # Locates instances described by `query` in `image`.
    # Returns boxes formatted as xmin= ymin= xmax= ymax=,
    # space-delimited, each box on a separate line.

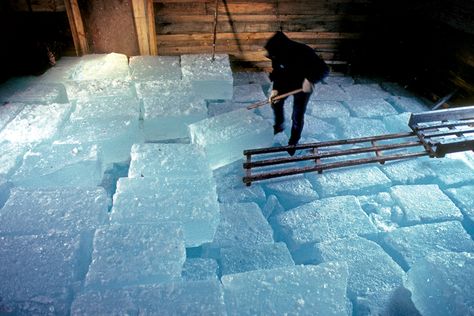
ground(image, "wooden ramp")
xmin=243 ymin=106 xmax=474 ymax=186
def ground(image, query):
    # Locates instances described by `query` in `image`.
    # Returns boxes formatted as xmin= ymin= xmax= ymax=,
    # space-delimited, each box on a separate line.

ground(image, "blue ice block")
xmin=129 ymin=55 xmax=182 ymax=81
xmin=8 ymin=83 xmax=68 ymax=104
xmin=264 ymin=175 xmax=319 ymax=210
xmin=209 ymin=202 xmax=274 ymax=248
xmin=181 ymin=54 xmax=233 ymax=100
xmin=40 ymin=57 xmax=82 ymax=83
xmin=72 ymin=280 xmax=226 ymax=315
xmin=0 ymin=102 xmax=25 ymax=131
xmin=111 ymin=177 xmax=219 ymax=247
xmin=85 ymin=223 xmax=186 ymax=289
xmin=446 ymin=185 xmax=474 ymax=223
xmin=387 ymin=96 xmax=428 ymax=113
xmin=425 ymin=158 xmax=474 ymax=188
xmin=380 ymin=82 xmax=417 ymax=98
xmin=221 ymin=262 xmax=350 ymax=316
xmin=0 ymin=177 xmax=12 ymax=209
xmin=357 ymin=192 xmax=400 ymax=232
xmin=323 ymin=75 xmax=354 ymax=86
xmin=189 ymin=109 xmax=273 ymax=169
xmin=213 ymin=159 xmax=266 ymax=206
xmin=65 ymin=79 xmax=134 ymax=101
xmin=344 ymin=99 xmax=398 ymax=118
xmin=220 ymin=242 xmax=294 ymax=275
xmin=0 ymin=233 xmax=82 ymax=315
xmin=309 ymin=100 xmax=350 ymax=118
xmin=0 ymin=76 xmax=38 ymax=103
xmin=308 ymin=166 xmax=392 ymax=197
xmin=382 ymin=112 xmax=412 ymax=133
xmin=342 ymin=84 xmax=391 ymax=100
xmin=0 ymin=103 xmax=72 ymax=145
xmin=128 ymin=143 xmax=212 ymax=179
xmin=381 ymin=221 xmax=474 ymax=270
xmin=312 ymin=84 xmax=351 ymax=101
xmin=337 ymin=117 xmax=390 ymax=139
xmin=182 ymin=258 xmax=219 ymax=281
xmin=405 ymin=251 xmax=474 ymax=316
xmin=233 ymin=84 xmax=266 ymax=103
xmin=0 ymin=187 xmax=108 ymax=235
xmin=313 ymin=237 xmax=405 ymax=315
xmin=208 ymin=100 xmax=251 ymax=117
xmin=11 ymin=143 xmax=103 ymax=188
xmin=301 ymin=115 xmax=338 ymax=139
xmin=71 ymin=53 xmax=130 ymax=81
xmin=142 ymin=94 xmax=207 ymax=141
xmin=233 ymin=71 xmax=271 ymax=87
xmin=0 ymin=141 xmax=26 ymax=177
xmin=381 ymin=157 xmax=436 ymax=184
xmin=262 ymin=194 xmax=285 ymax=219
xmin=274 ymin=196 xmax=377 ymax=250
xmin=390 ymin=184 xmax=463 ymax=225
xmin=71 ymin=97 xmax=140 ymax=123
xmin=134 ymin=79 xmax=191 ymax=99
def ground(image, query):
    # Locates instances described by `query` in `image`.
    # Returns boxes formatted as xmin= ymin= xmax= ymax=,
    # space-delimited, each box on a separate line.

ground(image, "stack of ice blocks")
xmin=1 ymin=53 xmax=474 ymax=315
xmin=111 ymin=143 xmax=220 ymax=247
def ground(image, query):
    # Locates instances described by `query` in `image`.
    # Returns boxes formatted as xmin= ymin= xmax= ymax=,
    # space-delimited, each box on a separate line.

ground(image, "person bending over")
xmin=264 ymin=31 xmax=329 ymax=155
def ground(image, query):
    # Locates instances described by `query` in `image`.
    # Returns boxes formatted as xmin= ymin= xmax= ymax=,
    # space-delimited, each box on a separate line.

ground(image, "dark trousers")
xmin=272 ymin=91 xmax=312 ymax=145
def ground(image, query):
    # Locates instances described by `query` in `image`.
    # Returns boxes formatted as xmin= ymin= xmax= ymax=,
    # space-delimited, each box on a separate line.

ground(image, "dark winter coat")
xmin=264 ymin=31 xmax=329 ymax=93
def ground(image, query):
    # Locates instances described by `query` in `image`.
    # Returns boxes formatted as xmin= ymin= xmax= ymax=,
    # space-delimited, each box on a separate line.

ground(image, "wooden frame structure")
xmin=64 ymin=0 xmax=89 ymax=55
xmin=243 ymin=106 xmax=474 ymax=186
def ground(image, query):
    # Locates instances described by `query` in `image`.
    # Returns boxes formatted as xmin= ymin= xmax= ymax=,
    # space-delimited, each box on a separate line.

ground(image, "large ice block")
xmin=71 ymin=53 xmax=130 ymax=81
xmin=233 ymin=84 xmax=266 ymax=103
xmin=323 ymin=75 xmax=354 ymax=86
xmin=213 ymin=159 xmax=266 ymax=206
xmin=0 ymin=76 xmax=37 ymax=103
xmin=142 ymin=94 xmax=207 ymax=141
xmin=209 ymin=202 xmax=274 ymax=248
xmin=342 ymin=84 xmax=391 ymax=100
xmin=182 ymin=258 xmax=219 ymax=281
xmin=382 ymin=112 xmax=412 ymax=133
xmin=337 ymin=116 xmax=390 ymax=139
xmin=0 ymin=103 xmax=72 ymax=145
xmin=0 ymin=233 xmax=82 ymax=315
xmin=264 ymin=175 xmax=319 ymax=210
xmin=309 ymin=100 xmax=350 ymax=118
xmin=233 ymin=71 xmax=271 ymax=87
xmin=0 ymin=102 xmax=25 ymax=131
xmin=134 ymin=79 xmax=191 ymax=99
xmin=312 ymin=84 xmax=351 ymax=101
xmin=57 ymin=117 xmax=140 ymax=166
xmin=85 ymin=223 xmax=186 ymax=289
xmin=308 ymin=165 xmax=392 ymax=197
xmin=181 ymin=54 xmax=233 ymax=100
xmin=129 ymin=55 xmax=182 ymax=81
xmin=381 ymin=221 xmax=474 ymax=270
xmin=65 ymin=79 xmax=135 ymax=101
xmin=262 ymin=194 xmax=285 ymax=219
xmin=425 ymin=158 xmax=474 ymax=188
xmin=390 ymin=184 xmax=463 ymax=225
xmin=381 ymin=157 xmax=436 ymax=184
xmin=0 ymin=177 xmax=12 ymax=209
xmin=0 ymin=187 xmax=108 ymax=235
xmin=128 ymin=143 xmax=212 ymax=179
xmin=446 ymin=185 xmax=474 ymax=223
xmin=220 ymin=243 xmax=294 ymax=275
xmin=313 ymin=237 xmax=405 ymax=315
xmin=208 ymin=100 xmax=251 ymax=117
xmin=387 ymin=96 xmax=428 ymax=113
xmin=11 ymin=143 xmax=103 ymax=188
xmin=0 ymin=141 xmax=27 ymax=177
xmin=222 ymin=262 xmax=350 ymax=316
xmin=71 ymin=97 xmax=140 ymax=123
xmin=274 ymin=196 xmax=377 ymax=250
xmin=40 ymin=56 xmax=82 ymax=83
xmin=72 ymin=280 xmax=226 ymax=315
xmin=189 ymin=109 xmax=273 ymax=169
xmin=7 ymin=83 xmax=68 ymax=104
xmin=344 ymin=99 xmax=398 ymax=117
xmin=111 ymin=177 xmax=220 ymax=247
xmin=380 ymin=82 xmax=417 ymax=98
xmin=405 ymin=251 xmax=474 ymax=316
xmin=301 ymin=115 xmax=338 ymax=140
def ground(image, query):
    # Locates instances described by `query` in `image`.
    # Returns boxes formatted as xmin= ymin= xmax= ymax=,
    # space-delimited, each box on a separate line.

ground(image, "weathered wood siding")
xmin=153 ymin=0 xmax=374 ymax=70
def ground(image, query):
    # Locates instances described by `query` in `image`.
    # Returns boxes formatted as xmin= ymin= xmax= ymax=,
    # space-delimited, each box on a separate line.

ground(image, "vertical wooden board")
xmin=64 ymin=0 xmax=88 ymax=55
xmin=132 ymin=0 xmax=151 ymax=55
xmin=147 ymin=0 xmax=158 ymax=55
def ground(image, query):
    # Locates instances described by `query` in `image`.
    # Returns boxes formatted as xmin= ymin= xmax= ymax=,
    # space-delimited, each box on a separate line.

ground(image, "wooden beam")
xmin=64 ymin=0 xmax=88 ymax=56
xmin=132 ymin=0 xmax=157 ymax=55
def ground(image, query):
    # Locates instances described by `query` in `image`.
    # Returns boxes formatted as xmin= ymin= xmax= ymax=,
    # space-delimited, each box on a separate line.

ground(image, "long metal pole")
xmin=211 ymin=0 xmax=219 ymax=61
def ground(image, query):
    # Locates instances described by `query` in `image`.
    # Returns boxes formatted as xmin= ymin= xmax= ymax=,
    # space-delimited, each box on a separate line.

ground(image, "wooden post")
xmin=64 ymin=0 xmax=88 ymax=56
xmin=132 ymin=0 xmax=157 ymax=55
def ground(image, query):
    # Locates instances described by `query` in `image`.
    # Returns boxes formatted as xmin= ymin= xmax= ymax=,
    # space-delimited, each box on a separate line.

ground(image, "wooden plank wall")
xmin=153 ymin=0 xmax=374 ymax=70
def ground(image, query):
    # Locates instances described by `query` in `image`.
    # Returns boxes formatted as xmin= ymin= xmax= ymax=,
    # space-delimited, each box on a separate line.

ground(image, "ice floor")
xmin=0 ymin=53 xmax=473 ymax=315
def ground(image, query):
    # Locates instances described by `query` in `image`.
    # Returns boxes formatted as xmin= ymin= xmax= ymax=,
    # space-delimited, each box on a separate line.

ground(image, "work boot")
xmin=273 ymin=125 xmax=284 ymax=135
xmin=287 ymin=140 xmax=297 ymax=156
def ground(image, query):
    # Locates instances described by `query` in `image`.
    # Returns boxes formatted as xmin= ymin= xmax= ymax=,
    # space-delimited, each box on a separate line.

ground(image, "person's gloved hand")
xmin=302 ymin=78 xmax=314 ymax=93
xmin=268 ymin=89 xmax=279 ymax=104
